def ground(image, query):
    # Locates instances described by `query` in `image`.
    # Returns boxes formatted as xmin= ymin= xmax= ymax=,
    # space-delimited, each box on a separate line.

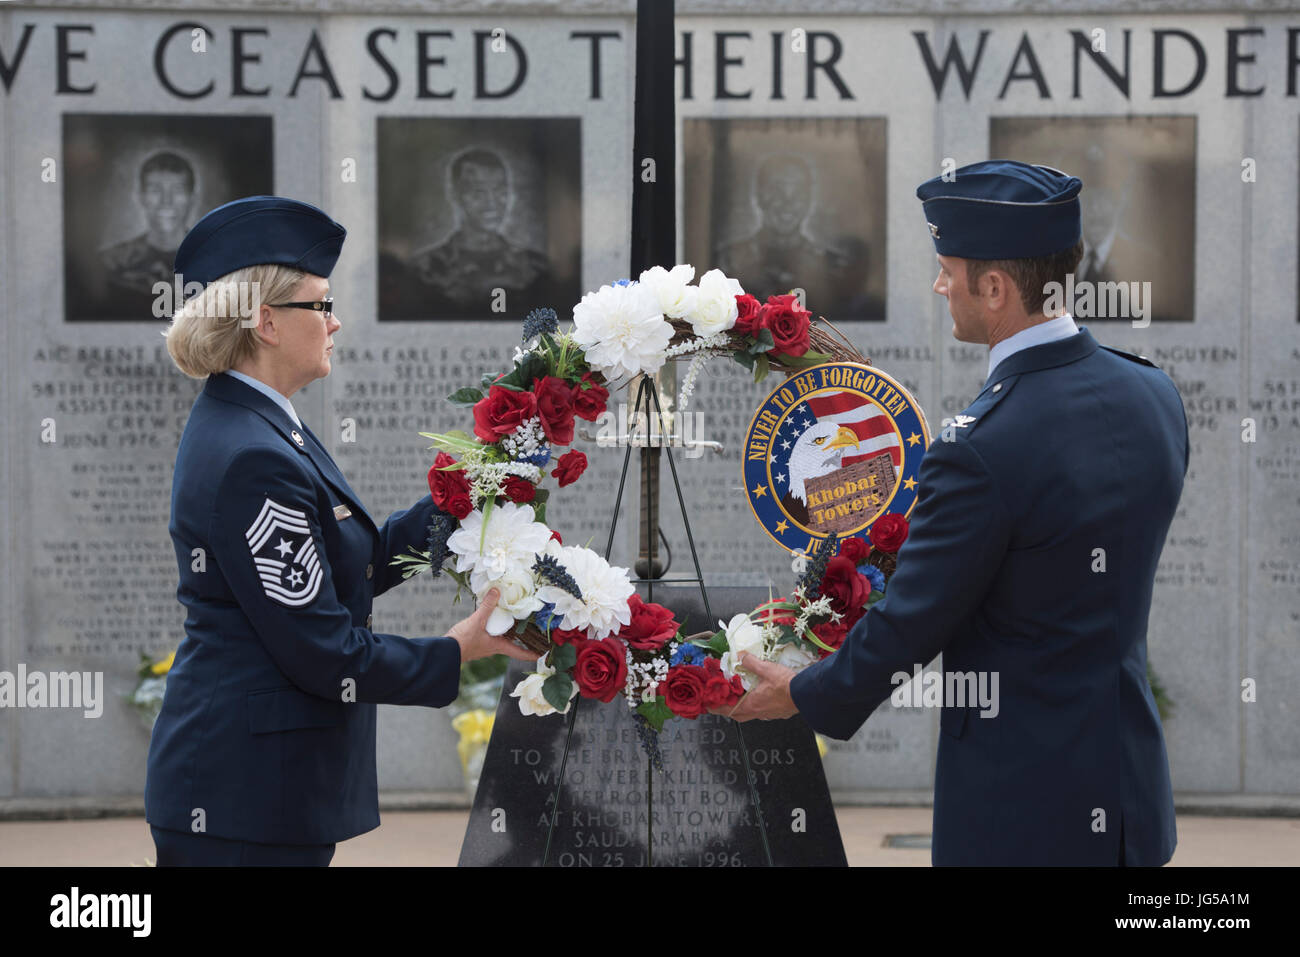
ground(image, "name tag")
xmin=333 ymin=504 xmax=353 ymax=521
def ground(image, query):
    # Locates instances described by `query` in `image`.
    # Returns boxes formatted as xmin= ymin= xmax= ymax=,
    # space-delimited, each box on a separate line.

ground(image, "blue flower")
xmin=669 ymin=642 xmax=707 ymax=667
xmin=522 ymin=445 xmax=552 ymax=467
xmin=522 ymin=307 xmax=558 ymax=341
xmin=425 ymin=512 xmax=456 ymax=579
xmin=861 ymin=564 xmax=886 ymax=593
xmin=612 ymin=278 xmax=633 ymax=287
xmin=533 ymin=602 xmax=560 ymax=632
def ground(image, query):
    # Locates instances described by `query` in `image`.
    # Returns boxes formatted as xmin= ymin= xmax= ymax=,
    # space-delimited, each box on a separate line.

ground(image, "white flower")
xmin=536 ymin=545 xmax=634 ymax=639
xmin=638 ymin=264 xmax=698 ymax=319
xmin=479 ymin=565 xmax=542 ymax=636
xmin=721 ymin=612 xmax=765 ymax=659
xmin=689 ymin=268 xmax=743 ymax=337
xmin=447 ymin=502 xmax=551 ymax=592
xmin=572 ymin=282 xmax=673 ymax=379
xmin=775 ymin=642 xmax=817 ymax=672
xmin=510 ymin=656 xmax=577 ymax=717
xmin=719 ymin=612 xmax=766 ymax=689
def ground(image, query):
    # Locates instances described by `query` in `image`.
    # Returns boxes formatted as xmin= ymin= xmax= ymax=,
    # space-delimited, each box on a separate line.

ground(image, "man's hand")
xmin=448 ymin=589 xmax=540 ymax=663
xmin=709 ymin=652 xmax=799 ymax=722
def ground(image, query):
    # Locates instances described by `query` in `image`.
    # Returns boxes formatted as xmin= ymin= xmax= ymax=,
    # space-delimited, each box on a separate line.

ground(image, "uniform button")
xmin=365 ymin=563 xmax=374 ymax=580
xmin=992 ymin=383 xmax=1002 ymax=393
xmin=365 ymin=614 xmax=373 ymax=629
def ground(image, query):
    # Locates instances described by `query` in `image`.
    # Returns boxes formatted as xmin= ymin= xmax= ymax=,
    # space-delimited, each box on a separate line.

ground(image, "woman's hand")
xmin=448 ymin=589 xmax=541 ymax=664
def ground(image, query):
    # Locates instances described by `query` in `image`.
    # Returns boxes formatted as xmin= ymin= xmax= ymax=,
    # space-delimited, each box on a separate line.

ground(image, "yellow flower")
xmin=451 ymin=709 xmax=495 ymax=772
xmin=815 ymin=734 xmax=828 ymax=759
xmin=150 ymin=651 xmax=176 ymax=676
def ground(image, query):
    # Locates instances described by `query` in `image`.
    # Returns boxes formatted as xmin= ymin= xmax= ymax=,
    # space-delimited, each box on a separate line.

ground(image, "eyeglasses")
xmin=267 ymin=297 xmax=334 ymax=318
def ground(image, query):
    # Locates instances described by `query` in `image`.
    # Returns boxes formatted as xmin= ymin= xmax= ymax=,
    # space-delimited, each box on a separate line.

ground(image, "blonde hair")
xmin=163 ymin=264 xmax=308 ymax=379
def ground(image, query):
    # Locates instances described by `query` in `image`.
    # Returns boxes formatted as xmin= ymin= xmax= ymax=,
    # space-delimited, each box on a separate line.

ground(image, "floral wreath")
xmin=394 ymin=265 xmax=911 ymax=760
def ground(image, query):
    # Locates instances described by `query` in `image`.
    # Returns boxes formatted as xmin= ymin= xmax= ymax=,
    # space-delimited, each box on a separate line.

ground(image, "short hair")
xmin=965 ymin=239 xmax=1085 ymax=317
xmin=163 ymin=264 xmax=307 ymax=379
xmin=138 ymin=151 xmax=195 ymax=194
xmin=450 ymin=149 xmax=506 ymax=185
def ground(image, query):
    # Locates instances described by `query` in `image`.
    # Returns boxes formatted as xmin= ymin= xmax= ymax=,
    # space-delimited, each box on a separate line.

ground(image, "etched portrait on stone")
xmin=683 ymin=117 xmax=887 ymax=321
xmin=990 ymin=115 xmax=1196 ymax=323
xmin=377 ymin=118 xmax=582 ymax=321
xmin=62 ymin=114 xmax=273 ymax=322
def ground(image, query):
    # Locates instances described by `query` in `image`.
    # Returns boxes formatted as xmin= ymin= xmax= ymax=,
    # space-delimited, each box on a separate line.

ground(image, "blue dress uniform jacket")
xmin=145 ymin=371 xmax=461 ymax=845
xmin=790 ymin=328 xmax=1188 ymax=866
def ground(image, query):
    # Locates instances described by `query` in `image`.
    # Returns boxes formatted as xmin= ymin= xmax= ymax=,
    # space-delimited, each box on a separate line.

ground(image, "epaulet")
xmin=1101 ymin=345 xmax=1157 ymax=368
xmin=943 ymin=374 xmax=1019 ymax=438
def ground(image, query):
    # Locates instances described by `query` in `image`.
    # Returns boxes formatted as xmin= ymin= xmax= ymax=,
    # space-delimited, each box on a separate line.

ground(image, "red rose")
xmin=756 ymin=294 xmax=812 ymax=357
xmin=838 ymin=536 xmax=870 ymax=566
xmin=472 ymin=384 xmax=537 ymax=443
xmin=820 ymin=555 xmax=872 ymax=626
xmin=571 ymin=636 xmax=628 ymax=703
xmin=428 ymin=452 xmax=473 ymax=519
xmin=700 ymin=657 xmax=744 ymax=708
xmin=552 ymin=449 xmax=587 ymax=487
xmin=618 ymin=594 xmax=678 ymax=651
xmin=533 ymin=376 xmax=576 ymax=446
xmin=658 ymin=664 xmax=709 ymax=719
xmin=550 ymin=626 xmax=586 ymax=645
xmin=502 ymin=476 xmax=536 ymax=503
xmin=734 ymin=293 xmax=762 ymax=336
xmin=869 ymin=513 xmax=910 ymax=553
xmin=811 ymin=620 xmax=849 ymax=659
xmin=573 ymin=373 xmax=609 ymax=422
xmin=444 ymin=490 xmax=473 ymax=520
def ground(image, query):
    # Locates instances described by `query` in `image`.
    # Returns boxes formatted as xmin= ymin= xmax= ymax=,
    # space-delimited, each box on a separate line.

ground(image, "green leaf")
xmin=770 ymin=349 xmax=831 ymax=370
xmin=867 ymin=589 xmax=885 ymax=607
xmin=747 ymin=328 xmax=776 ymax=355
xmin=753 ymin=352 xmax=770 ymax=383
xmin=803 ymin=626 xmax=836 ymax=654
xmin=513 ymin=618 xmax=529 ymax=635
xmin=481 ymin=371 xmax=499 ymax=391
xmin=479 ymin=495 xmax=494 ymax=554
xmin=732 ymin=350 xmax=756 ymax=372
xmin=499 ymin=352 xmax=548 ymax=391
xmin=636 ymin=696 xmax=674 ymax=733
xmin=690 ymin=630 xmax=730 ymax=656
xmin=542 ymin=672 xmax=574 ymax=713
xmin=447 ymin=386 xmax=485 ymax=408
xmin=550 ymin=642 xmax=577 ymax=672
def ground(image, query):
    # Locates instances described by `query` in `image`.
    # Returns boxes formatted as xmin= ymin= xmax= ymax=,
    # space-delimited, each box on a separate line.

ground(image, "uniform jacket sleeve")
xmin=208 ymin=444 xmax=461 ymax=707
xmin=373 ymin=494 xmax=440 ymax=599
xmin=789 ymin=436 xmax=1012 ymax=740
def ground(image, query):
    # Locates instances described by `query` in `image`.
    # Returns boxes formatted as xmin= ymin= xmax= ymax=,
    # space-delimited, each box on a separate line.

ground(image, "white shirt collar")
xmin=987 ymin=314 xmax=1079 ymax=381
xmin=223 ymin=369 xmax=302 ymax=428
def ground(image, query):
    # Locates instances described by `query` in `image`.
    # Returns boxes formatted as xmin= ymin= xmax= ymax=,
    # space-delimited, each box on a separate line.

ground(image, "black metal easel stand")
xmin=539 ymin=376 xmax=774 ymax=867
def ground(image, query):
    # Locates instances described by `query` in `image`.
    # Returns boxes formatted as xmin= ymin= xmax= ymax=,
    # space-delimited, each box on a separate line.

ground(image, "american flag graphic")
xmin=804 ymin=391 xmax=902 ymax=468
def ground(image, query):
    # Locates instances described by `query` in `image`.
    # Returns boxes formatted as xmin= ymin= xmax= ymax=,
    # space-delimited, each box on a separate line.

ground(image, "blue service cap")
xmin=173 ymin=195 xmax=346 ymax=287
xmin=916 ymin=160 xmax=1082 ymax=260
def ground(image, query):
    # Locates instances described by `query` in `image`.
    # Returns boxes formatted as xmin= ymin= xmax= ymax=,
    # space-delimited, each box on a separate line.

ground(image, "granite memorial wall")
xmin=1 ymin=0 xmax=1296 ymax=803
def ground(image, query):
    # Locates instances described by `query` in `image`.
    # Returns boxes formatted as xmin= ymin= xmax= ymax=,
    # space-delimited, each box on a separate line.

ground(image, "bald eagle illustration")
xmin=779 ymin=422 xmax=862 ymax=526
